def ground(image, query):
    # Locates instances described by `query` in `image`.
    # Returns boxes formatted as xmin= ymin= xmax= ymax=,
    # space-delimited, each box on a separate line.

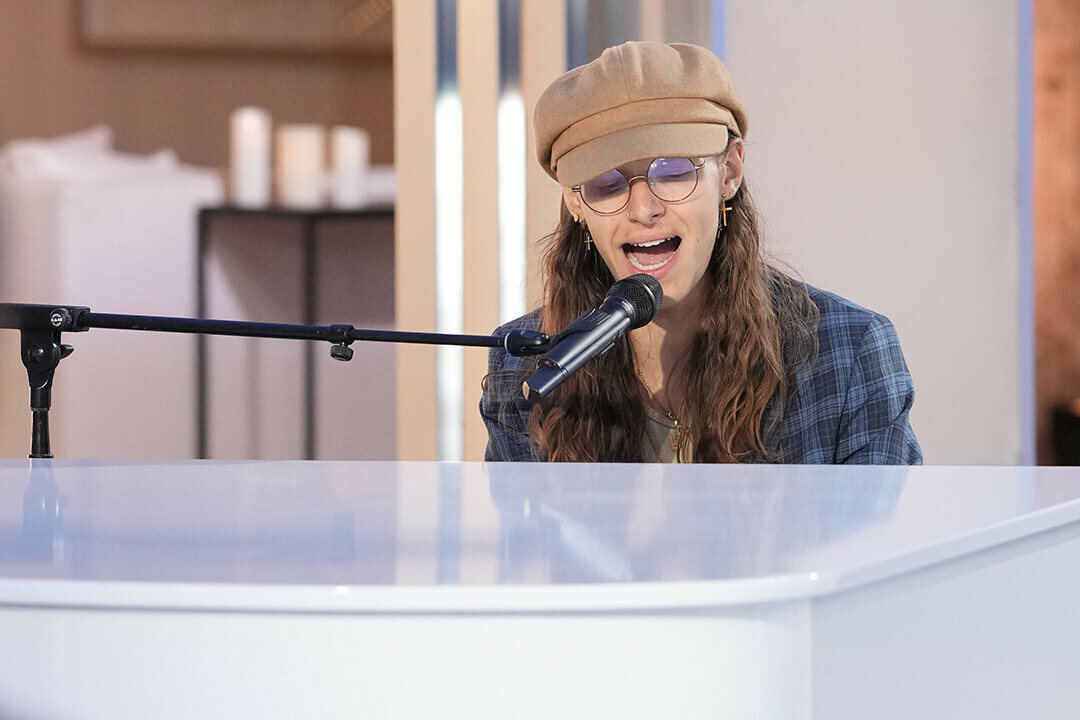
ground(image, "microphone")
xmin=523 ymin=274 xmax=663 ymax=403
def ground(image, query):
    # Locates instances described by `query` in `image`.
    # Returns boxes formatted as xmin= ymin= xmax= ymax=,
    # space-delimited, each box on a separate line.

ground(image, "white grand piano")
xmin=1 ymin=459 xmax=1078 ymax=719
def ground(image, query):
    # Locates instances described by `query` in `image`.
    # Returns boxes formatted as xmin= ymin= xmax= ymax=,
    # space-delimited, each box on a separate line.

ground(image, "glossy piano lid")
xmin=1 ymin=459 xmax=1079 ymax=612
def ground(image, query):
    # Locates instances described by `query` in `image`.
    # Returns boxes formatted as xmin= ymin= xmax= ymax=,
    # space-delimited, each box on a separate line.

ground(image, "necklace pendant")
xmin=668 ymin=420 xmax=683 ymax=453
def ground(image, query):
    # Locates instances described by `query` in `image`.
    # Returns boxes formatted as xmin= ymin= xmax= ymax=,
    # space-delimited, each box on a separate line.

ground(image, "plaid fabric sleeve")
xmin=834 ymin=313 xmax=922 ymax=464
xmin=480 ymin=312 xmax=543 ymax=462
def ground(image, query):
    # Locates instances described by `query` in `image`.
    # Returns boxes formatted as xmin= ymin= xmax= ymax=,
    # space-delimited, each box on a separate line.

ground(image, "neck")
xmin=631 ymin=309 xmax=695 ymax=367
xmin=629 ymin=289 xmax=704 ymax=409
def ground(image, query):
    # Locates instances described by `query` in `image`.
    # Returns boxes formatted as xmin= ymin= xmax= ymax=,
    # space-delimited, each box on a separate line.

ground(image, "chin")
xmin=660 ymin=277 xmax=708 ymax=310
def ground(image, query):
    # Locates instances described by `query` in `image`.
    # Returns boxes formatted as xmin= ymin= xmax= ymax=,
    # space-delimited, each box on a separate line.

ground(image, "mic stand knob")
xmin=330 ymin=343 xmax=354 ymax=362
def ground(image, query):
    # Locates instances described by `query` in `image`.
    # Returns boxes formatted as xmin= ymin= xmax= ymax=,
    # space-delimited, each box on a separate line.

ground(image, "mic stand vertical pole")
xmin=18 ymin=326 xmax=73 ymax=459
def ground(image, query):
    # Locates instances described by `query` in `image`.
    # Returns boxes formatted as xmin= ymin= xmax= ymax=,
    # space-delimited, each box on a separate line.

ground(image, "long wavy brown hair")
xmin=528 ymin=178 xmax=819 ymax=463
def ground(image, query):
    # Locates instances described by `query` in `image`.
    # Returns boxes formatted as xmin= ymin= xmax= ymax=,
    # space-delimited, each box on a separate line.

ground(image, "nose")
xmin=625 ymin=176 xmax=664 ymax=225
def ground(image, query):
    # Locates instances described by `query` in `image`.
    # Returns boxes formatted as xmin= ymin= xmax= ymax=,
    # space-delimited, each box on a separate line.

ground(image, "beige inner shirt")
xmin=642 ymin=405 xmax=692 ymax=463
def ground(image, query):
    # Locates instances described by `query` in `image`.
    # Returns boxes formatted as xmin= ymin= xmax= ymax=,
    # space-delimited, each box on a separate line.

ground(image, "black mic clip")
xmin=547 ymin=309 xmax=608 ymax=345
xmin=505 ymin=310 xmax=604 ymax=359
xmin=504 ymin=329 xmax=553 ymax=357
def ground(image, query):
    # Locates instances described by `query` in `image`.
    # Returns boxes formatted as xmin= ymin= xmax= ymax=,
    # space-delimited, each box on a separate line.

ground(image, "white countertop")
xmin=2 ymin=460 xmax=1079 ymax=612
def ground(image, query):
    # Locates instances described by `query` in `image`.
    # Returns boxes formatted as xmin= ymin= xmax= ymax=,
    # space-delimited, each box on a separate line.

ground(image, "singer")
xmin=481 ymin=41 xmax=921 ymax=464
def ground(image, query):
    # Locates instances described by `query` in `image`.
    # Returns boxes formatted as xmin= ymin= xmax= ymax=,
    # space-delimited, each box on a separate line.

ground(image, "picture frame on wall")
xmin=78 ymin=0 xmax=392 ymax=57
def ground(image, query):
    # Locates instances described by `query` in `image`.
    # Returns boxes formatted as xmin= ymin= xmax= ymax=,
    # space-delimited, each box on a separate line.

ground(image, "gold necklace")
xmin=634 ymin=366 xmax=686 ymax=454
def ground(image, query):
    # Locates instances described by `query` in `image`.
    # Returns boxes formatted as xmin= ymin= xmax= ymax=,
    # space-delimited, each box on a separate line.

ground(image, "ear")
xmin=721 ymin=138 xmax=745 ymax=197
xmin=562 ymin=186 xmax=583 ymax=221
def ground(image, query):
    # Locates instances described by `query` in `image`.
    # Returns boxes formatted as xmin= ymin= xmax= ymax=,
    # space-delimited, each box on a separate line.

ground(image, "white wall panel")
xmin=726 ymin=0 xmax=1024 ymax=463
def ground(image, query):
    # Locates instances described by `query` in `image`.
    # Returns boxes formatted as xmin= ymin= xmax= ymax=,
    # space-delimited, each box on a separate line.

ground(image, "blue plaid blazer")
xmin=480 ymin=286 xmax=922 ymax=465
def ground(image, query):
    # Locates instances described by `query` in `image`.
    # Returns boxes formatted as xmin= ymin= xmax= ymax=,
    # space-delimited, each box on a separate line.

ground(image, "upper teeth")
xmin=631 ymin=237 xmax=673 ymax=248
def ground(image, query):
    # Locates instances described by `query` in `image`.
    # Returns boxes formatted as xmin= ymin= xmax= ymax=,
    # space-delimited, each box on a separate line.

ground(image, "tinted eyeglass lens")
xmin=647 ymin=158 xmax=699 ymax=201
xmin=578 ymin=158 xmax=702 ymax=213
xmin=580 ymin=170 xmax=630 ymax=213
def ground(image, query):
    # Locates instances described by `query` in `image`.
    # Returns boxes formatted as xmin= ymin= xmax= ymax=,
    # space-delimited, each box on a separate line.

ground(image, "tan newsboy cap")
xmin=534 ymin=41 xmax=747 ymax=187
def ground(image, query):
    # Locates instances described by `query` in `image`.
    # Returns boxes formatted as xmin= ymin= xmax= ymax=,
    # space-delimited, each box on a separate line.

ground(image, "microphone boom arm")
xmin=0 ymin=303 xmax=551 ymax=458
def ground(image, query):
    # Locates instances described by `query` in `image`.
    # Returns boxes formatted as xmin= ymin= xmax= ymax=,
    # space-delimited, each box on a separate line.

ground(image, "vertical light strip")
xmin=497 ymin=0 xmax=527 ymax=323
xmin=1018 ymin=0 xmax=1035 ymax=465
xmin=435 ymin=0 xmax=464 ymax=461
xmin=565 ymin=0 xmax=589 ymax=68
xmin=639 ymin=0 xmax=665 ymax=42
xmin=711 ymin=0 xmax=726 ymax=60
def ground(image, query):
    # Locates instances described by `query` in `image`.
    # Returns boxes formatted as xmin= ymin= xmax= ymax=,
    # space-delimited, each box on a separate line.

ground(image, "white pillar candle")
xmin=329 ymin=126 xmax=371 ymax=209
xmin=229 ymin=107 xmax=272 ymax=208
xmin=275 ymin=124 xmax=327 ymax=209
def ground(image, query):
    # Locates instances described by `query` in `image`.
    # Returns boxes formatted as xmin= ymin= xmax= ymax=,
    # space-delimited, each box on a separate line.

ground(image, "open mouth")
xmin=624 ymin=236 xmax=681 ymax=272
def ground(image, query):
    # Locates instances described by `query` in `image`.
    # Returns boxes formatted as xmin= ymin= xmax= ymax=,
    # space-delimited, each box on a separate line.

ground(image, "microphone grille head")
xmin=608 ymin=274 xmax=664 ymax=329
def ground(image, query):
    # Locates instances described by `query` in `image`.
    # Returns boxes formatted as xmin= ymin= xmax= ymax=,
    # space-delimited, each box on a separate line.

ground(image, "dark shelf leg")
xmin=196 ymin=209 xmax=210 ymax=460
xmin=302 ymin=217 xmax=317 ymax=461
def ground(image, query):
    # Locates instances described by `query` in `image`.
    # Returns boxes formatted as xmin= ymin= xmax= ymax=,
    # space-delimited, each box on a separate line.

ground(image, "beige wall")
xmin=0 ymin=0 xmax=393 ymax=167
xmin=392 ymin=0 xmax=438 ymax=460
xmin=728 ymin=0 xmax=1026 ymax=464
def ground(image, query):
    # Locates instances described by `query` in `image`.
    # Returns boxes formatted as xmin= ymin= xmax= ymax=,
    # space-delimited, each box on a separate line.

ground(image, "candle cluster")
xmin=229 ymin=107 xmax=371 ymax=210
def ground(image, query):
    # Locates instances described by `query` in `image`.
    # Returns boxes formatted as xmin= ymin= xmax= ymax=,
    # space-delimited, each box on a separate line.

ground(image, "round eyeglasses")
xmin=572 ymin=157 xmax=707 ymax=215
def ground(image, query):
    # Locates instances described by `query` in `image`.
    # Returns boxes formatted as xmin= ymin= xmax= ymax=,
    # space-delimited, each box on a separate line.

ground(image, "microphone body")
xmin=524 ymin=274 xmax=662 ymax=403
